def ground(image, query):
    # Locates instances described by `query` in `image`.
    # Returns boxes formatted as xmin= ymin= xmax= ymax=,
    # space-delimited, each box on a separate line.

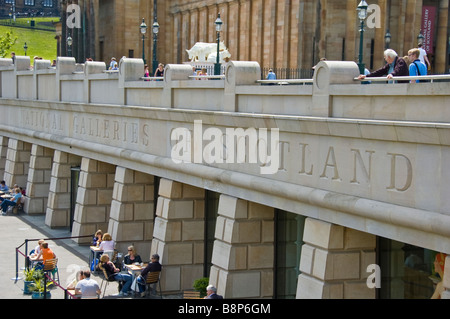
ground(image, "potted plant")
xmin=29 ymin=278 xmax=52 ymax=299
xmin=193 ymin=277 xmax=209 ymax=298
xmin=23 ymin=267 xmax=43 ymax=295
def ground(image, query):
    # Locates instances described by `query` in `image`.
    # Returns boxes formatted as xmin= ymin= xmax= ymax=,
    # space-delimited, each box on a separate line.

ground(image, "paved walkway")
xmin=0 ymin=211 xmax=180 ymax=300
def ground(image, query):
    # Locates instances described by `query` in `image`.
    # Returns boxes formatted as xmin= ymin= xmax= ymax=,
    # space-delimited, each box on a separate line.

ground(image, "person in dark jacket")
xmin=136 ymin=254 xmax=162 ymax=296
xmin=204 ymin=285 xmax=223 ymax=299
xmin=358 ymin=49 xmax=409 ymax=83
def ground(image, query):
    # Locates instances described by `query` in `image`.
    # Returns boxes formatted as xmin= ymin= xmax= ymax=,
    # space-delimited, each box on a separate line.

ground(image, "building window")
xmin=274 ymin=210 xmax=305 ymax=299
xmin=204 ymin=191 xmax=220 ymax=277
xmin=378 ymin=238 xmax=442 ymax=299
xmin=43 ymin=0 xmax=54 ymax=7
xmin=24 ymin=0 xmax=35 ymax=6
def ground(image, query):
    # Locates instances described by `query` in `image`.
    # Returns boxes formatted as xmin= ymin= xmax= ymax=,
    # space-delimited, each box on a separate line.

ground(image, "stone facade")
xmin=45 ymin=151 xmax=82 ymax=227
xmin=67 ymin=0 xmax=449 ymax=74
xmin=71 ymin=158 xmax=115 ymax=244
xmin=297 ymin=218 xmax=376 ymax=299
xmin=210 ymin=195 xmax=275 ymax=298
xmin=1 ymin=55 xmax=450 ymax=298
xmin=151 ymin=179 xmax=205 ymax=292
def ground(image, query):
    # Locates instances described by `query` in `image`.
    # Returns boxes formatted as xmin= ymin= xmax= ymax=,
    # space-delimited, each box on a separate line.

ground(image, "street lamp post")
xmin=214 ymin=13 xmax=223 ymax=76
xmin=152 ymin=20 xmax=160 ymax=76
xmin=67 ymin=36 xmax=73 ymax=57
xmin=417 ymin=30 xmax=424 ymax=46
xmin=140 ymin=18 xmax=147 ymax=64
xmin=23 ymin=42 xmax=28 ymax=56
xmin=357 ymin=0 xmax=368 ymax=75
xmin=384 ymin=29 xmax=391 ymax=49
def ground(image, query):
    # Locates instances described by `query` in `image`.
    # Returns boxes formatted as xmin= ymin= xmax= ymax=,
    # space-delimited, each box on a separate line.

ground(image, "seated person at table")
xmin=34 ymin=242 xmax=56 ymax=270
xmin=0 ymin=180 xmax=8 ymax=192
xmin=1 ymin=188 xmax=22 ymax=215
xmin=136 ymin=254 xmax=162 ymax=296
xmin=123 ymin=245 xmax=142 ymax=265
xmin=67 ymin=270 xmax=83 ymax=290
xmin=99 ymin=233 xmax=115 ymax=252
xmin=29 ymin=239 xmax=45 ymax=257
xmin=93 ymin=230 xmax=103 ymax=247
xmin=99 ymin=254 xmax=133 ymax=297
xmin=75 ymin=270 xmax=101 ymax=298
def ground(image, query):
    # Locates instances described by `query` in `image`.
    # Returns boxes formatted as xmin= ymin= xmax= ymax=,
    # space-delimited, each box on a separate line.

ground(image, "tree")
xmin=0 ymin=31 xmax=18 ymax=58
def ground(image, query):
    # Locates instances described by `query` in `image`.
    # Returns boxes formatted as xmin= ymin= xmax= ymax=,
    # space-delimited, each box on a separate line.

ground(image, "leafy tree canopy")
xmin=0 ymin=31 xmax=18 ymax=58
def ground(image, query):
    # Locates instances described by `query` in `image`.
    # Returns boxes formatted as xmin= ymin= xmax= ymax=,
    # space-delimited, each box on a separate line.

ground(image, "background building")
xmin=58 ymin=0 xmax=449 ymax=75
xmin=1 ymin=0 xmax=60 ymax=18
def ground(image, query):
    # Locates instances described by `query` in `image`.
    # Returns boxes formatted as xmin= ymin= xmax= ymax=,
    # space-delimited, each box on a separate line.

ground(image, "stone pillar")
xmin=0 ymin=136 xmax=8 ymax=179
xmin=24 ymin=145 xmax=53 ymax=215
xmin=151 ymin=179 xmax=205 ymax=293
xmin=296 ymin=218 xmax=376 ymax=299
xmin=45 ymin=151 xmax=82 ymax=228
xmin=209 ymin=194 xmax=275 ymax=299
xmin=71 ymin=158 xmax=115 ymax=244
xmin=108 ymin=167 xmax=155 ymax=257
xmin=435 ymin=0 xmax=449 ymax=74
xmin=3 ymin=139 xmax=31 ymax=190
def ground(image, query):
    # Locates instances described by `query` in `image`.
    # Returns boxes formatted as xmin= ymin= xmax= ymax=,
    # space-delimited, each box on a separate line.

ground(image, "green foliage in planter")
xmin=29 ymin=278 xmax=52 ymax=293
xmin=23 ymin=267 xmax=44 ymax=282
xmin=193 ymin=277 xmax=209 ymax=298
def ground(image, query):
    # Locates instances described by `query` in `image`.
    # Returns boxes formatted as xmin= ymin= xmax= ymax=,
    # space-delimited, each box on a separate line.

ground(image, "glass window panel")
xmin=379 ymin=237 xmax=441 ymax=299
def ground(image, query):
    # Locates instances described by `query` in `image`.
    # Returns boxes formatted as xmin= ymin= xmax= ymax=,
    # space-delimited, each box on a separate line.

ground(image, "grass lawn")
xmin=0 ymin=17 xmax=58 ymax=62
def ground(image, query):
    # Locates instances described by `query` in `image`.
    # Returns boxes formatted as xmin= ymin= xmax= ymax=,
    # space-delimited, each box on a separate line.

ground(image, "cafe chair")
xmin=145 ymin=271 xmax=162 ymax=298
xmin=99 ymin=263 xmax=124 ymax=298
xmin=43 ymin=258 xmax=60 ymax=285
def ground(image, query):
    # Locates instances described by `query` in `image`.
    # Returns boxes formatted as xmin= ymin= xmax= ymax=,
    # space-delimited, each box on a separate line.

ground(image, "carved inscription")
xmin=21 ymin=111 xmax=413 ymax=194
xmin=22 ymin=110 xmax=63 ymax=132
xmin=279 ymin=141 xmax=413 ymax=193
xmin=72 ymin=115 xmax=150 ymax=146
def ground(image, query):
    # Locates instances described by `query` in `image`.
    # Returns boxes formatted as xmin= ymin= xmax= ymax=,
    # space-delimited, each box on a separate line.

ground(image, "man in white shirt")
xmin=75 ymin=270 xmax=101 ymax=298
xmin=418 ymin=43 xmax=431 ymax=70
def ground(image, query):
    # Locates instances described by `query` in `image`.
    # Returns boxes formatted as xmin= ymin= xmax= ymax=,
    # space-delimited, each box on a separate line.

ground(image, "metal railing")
xmin=257 ymin=79 xmax=313 ymax=85
xmin=15 ymin=234 xmax=92 ymax=299
xmin=353 ymin=74 xmax=450 ymax=83
xmin=262 ymin=67 xmax=314 ymax=80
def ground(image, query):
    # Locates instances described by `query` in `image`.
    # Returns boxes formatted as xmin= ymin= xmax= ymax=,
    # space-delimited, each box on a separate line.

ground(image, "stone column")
xmin=45 ymin=151 xmax=82 ymax=228
xmin=3 ymin=139 xmax=31 ymax=190
xmin=296 ymin=218 xmax=376 ymax=299
xmin=151 ymin=179 xmax=205 ymax=293
xmin=209 ymin=194 xmax=275 ymax=299
xmin=108 ymin=167 xmax=155 ymax=257
xmin=435 ymin=0 xmax=449 ymax=74
xmin=24 ymin=145 xmax=53 ymax=215
xmin=71 ymin=158 xmax=115 ymax=244
xmin=0 ymin=136 xmax=8 ymax=179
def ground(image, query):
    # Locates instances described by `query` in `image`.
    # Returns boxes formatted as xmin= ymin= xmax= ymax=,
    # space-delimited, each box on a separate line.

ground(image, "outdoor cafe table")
xmin=124 ymin=263 xmax=148 ymax=277
xmin=28 ymin=255 xmax=43 ymax=269
xmin=89 ymin=246 xmax=103 ymax=274
xmin=124 ymin=263 xmax=148 ymax=296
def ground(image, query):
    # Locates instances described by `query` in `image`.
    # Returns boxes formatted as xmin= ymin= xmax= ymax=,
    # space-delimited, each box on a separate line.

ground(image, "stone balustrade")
xmin=1 ymin=56 xmax=449 ymax=121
